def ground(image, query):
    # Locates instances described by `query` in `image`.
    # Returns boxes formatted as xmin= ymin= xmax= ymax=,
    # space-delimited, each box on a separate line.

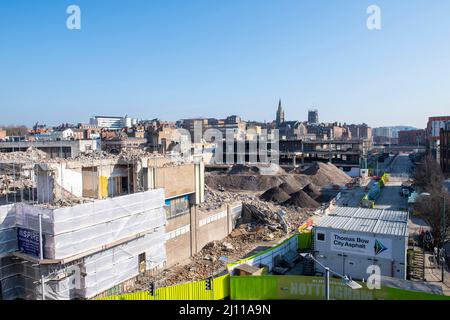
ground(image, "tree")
xmin=412 ymin=155 xmax=444 ymax=190
xmin=413 ymin=155 xmax=449 ymax=244
xmin=415 ymin=190 xmax=450 ymax=244
xmin=2 ymin=125 xmax=29 ymax=137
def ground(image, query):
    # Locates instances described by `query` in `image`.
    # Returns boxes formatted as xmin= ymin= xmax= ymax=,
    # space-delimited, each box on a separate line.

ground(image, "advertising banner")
xmin=330 ymin=232 xmax=392 ymax=259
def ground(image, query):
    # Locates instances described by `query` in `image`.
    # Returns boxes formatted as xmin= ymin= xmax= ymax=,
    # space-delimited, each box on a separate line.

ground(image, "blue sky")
xmin=1 ymin=0 xmax=450 ymax=128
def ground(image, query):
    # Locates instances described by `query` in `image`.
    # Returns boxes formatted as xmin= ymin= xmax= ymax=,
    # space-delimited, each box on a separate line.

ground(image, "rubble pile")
xmin=293 ymin=162 xmax=352 ymax=186
xmin=205 ymin=162 xmax=351 ymax=192
xmin=260 ymin=186 xmax=291 ymax=203
xmin=283 ymin=190 xmax=320 ymax=208
xmin=70 ymin=150 xmax=115 ymax=161
xmin=228 ymin=163 xmax=285 ymax=176
xmin=0 ymin=147 xmax=48 ymax=163
xmin=134 ymin=221 xmax=293 ymax=288
xmin=302 ymin=183 xmax=322 ymax=200
xmin=0 ymin=176 xmax=34 ymax=192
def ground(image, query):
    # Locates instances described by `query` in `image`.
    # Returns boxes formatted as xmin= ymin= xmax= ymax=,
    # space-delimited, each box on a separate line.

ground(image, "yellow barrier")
xmin=99 ymin=274 xmax=230 ymax=300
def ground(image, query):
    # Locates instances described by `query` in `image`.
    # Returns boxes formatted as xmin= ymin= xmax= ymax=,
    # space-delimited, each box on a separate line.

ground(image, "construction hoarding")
xmin=230 ymin=275 xmax=450 ymax=300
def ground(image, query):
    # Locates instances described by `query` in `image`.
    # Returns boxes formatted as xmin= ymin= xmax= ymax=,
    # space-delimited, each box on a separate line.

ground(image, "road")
xmin=374 ymin=154 xmax=412 ymax=211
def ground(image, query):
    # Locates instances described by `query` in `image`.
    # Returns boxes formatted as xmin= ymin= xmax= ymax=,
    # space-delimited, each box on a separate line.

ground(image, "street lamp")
xmin=300 ymin=253 xmax=362 ymax=300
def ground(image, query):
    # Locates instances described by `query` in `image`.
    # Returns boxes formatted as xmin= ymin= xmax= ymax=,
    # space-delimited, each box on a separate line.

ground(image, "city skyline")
xmin=1 ymin=1 xmax=450 ymax=128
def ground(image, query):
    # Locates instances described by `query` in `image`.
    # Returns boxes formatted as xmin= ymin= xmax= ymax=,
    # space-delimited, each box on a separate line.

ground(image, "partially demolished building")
xmin=0 ymin=152 xmax=214 ymax=299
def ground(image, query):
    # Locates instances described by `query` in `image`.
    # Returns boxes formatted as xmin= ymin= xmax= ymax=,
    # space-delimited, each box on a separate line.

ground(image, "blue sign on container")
xmin=17 ymin=227 xmax=43 ymax=259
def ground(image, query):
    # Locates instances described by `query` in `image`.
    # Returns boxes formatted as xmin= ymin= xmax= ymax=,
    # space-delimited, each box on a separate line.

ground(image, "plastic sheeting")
xmin=15 ymin=189 xmax=166 ymax=259
xmin=0 ymin=204 xmax=17 ymax=256
xmin=0 ymin=189 xmax=168 ymax=300
xmin=83 ymin=228 xmax=166 ymax=298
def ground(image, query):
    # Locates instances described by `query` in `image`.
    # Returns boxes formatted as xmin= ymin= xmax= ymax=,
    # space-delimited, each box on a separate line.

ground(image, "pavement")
xmin=424 ymin=252 xmax=450 ymax=295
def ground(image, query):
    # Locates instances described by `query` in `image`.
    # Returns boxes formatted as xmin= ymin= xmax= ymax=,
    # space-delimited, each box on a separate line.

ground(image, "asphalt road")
xmin=375 ymin=154 xmax=412 ymax=211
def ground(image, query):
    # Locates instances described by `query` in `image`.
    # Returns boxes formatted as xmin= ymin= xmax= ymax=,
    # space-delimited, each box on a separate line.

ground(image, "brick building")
xmin=398 ymin=129 xmax=426 ymax=146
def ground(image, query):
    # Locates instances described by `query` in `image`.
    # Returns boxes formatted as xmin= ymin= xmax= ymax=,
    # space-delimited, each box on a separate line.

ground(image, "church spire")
xmin=276 ymin=99 xmax=285 ymax=127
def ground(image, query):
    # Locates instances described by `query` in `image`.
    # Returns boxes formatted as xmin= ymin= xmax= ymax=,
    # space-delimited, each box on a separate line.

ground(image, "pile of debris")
xmin=133 ymin=220 xmax=294 ymax=289
xmin=0 ymin=147 xmax=48 ymax=163
xmin=205 ymin=162 xmax=351 ymax=192
xmin=293 ymin=162 xmax=352 ymax=186
xmin=228 ymin=163 xmax=285 ymax=176
xmin=260 ymin=186 xmax=291 ymax=204
xmin=0 ymin=175 xmax=34 ymax=193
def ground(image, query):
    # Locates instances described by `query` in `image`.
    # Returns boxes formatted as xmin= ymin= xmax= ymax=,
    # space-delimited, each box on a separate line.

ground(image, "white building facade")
xmin=313 ymin=207 xmax=409 ymax=281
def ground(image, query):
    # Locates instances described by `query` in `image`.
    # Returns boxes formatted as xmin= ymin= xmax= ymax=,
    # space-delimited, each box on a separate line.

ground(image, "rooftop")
xmin=315 ymin=206 xmax=409 ymax=237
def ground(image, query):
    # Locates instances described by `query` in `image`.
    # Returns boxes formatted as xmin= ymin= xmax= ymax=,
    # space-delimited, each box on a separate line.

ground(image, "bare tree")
xmin=413 ymin=155 xmax=449 ymax=243
xmin=413 ymin=155 xmax=444 ymax=190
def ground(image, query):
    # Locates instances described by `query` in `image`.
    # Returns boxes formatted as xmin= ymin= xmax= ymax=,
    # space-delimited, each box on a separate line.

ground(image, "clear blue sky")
xmin=1 ymin=0 xmax=450 ymax=128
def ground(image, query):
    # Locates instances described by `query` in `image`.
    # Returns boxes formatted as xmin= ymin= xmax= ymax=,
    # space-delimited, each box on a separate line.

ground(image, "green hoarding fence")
xmin=99 ymin=274 xmax=230 ymax=300
xmin=297 ymin=231 xmax=312 ymax=250
xmin=230 ymin=275 xmax=450 ymax=300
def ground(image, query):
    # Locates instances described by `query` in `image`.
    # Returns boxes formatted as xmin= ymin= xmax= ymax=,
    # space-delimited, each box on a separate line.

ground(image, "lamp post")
xmin=300 ymin=253 xmax=362 ymax=300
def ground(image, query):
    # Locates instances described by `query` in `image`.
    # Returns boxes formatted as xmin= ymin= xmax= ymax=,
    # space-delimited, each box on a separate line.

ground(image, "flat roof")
xmin=315 ymin=206 xmax=409 ymax=237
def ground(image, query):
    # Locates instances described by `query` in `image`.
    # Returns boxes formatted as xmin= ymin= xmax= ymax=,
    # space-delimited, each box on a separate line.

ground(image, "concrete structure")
xmin=0 ymin=151 xmax=247 ymax=299
xmin=0 ymin=140 xmax=99 ymax=158
xmin=313 ymin=206 xmax=409 ymax=281
xmin=279 ymin=139 xmax=371 ymax=176
xmin=101 ymin=137 xmax=147 ymax=154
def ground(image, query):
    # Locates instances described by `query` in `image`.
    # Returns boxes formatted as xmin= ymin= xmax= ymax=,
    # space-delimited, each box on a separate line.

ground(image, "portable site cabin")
xmin=313 ymin=207 xmax=409 ymax=281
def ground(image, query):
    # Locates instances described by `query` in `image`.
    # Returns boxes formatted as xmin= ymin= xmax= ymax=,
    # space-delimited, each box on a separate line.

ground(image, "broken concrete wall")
xmin=196 ymin=202 xmax=242 ymax=254
xmin=155 ymin=164 xmax=196 ymax=198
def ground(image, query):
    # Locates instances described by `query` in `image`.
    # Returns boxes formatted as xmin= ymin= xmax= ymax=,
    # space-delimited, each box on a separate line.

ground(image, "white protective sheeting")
xmin=14 ymin=189 xmax=167 ymax=259
xmin=83 ymin=228 xmax=166 ymax=298
xmin=0 ymin=204 xmax=17 ymax=256
xmin=1 ymin=189 xmax=168 ymax=300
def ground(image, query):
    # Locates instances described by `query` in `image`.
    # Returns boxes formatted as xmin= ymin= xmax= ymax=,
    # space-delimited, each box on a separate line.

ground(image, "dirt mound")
xmin=229 ymin=164 xmax=260 ymax=175
xmin=283 ymin=190 xmax=320 ymax=208
xmin=205 ymin=173 xmax=304 ymax=192
xmin=260 ymin=187 xmax=291 ymax=203
xmin=302 ymin=183 xmax=322 ymax=200
xmin=228 ymin=163 xmax=285 ymax=176
xmin=205 ymin=162 xmax=349 ymax=193
xmin=279 ymin=182 xmax=299 ymax=195
xmin=299 ymin=162 xmax=351 ymax=187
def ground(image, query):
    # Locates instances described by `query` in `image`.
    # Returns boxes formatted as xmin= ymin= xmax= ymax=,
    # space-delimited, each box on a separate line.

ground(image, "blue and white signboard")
xmin=17 ymin=227 xmax=43 ymax=258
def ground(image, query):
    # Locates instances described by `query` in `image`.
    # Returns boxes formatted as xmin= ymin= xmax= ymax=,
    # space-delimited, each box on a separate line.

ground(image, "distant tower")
xmin=308 ymin=109 xmax=319 ymax=124
xmin=276 ymin=99 xmax=285 ymax=127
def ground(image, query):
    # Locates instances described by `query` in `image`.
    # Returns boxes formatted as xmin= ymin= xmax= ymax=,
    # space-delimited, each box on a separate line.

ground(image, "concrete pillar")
xmin=190 ymin=205 xmax=198 ymax=255
xmin=227 ymin=204 xmax=232 ymax=235
xmin=194 ymin=162 xmax=205 ymax=205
